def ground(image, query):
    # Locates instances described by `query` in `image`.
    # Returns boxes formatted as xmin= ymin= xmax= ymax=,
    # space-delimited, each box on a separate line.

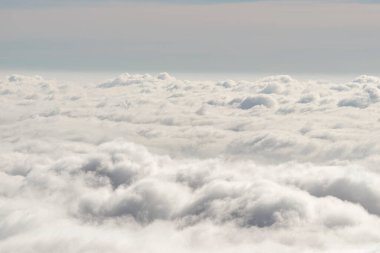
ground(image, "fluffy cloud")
xmin=239 ymin=96 xmax=276 ymax=109
xmin=1 ymin=73 xmax=380 ymax=252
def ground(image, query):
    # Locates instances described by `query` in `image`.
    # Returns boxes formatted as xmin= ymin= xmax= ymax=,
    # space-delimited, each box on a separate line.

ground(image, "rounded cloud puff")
xmin=239 ymin=96 xmax=276 ymax=109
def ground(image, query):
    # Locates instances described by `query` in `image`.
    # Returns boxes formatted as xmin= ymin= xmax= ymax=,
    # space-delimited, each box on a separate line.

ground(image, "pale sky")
xmin=1 ymin=0 xmax=380 ymax=74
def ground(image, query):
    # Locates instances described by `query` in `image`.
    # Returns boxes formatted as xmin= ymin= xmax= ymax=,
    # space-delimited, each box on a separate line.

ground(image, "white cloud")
xmin=239 ymin=96 xmax=276 ymax=109
xmin=1 ymin=73 xmax=380 ymax=252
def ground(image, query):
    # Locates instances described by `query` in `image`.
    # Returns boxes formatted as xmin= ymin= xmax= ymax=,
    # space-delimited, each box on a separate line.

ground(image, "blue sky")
xmin=1 ymin=0 xmax=380 ymax=74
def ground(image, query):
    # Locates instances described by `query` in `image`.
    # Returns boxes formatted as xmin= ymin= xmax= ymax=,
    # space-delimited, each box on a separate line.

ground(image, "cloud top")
xmin=1 ymin=73 xmax=380 ymax=252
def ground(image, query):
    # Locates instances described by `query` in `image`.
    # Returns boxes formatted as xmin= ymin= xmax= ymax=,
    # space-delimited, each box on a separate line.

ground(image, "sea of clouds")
xmin=1 ymin=73 xmax=380 ymax=252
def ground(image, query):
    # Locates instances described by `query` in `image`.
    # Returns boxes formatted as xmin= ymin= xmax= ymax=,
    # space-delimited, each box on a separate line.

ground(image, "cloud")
xmin=1 ymin=139 xmax=380 ymax=252
xmin=239 ymin=96 xmax=277 ymax=109
xmin=98 ymin=73 xmax=176 ymax=88
xmin=1 ymin=73 xmax=380 ymax=252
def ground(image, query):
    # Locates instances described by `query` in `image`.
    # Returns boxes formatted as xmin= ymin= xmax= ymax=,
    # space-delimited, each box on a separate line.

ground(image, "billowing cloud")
xmin=1 ymin=73 xmax=380 ymax=252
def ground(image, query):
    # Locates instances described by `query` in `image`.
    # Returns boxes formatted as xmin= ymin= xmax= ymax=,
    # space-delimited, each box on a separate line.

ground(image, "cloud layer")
xmin=1 ymin=73 xmax=380 ymax=252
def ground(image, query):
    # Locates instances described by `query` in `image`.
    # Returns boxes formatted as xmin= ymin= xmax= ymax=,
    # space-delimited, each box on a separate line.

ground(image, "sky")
xmin=2 ymin=3 xmax=380 ymax=252
xmin=1 ymin=0 xmax=380 ymax=74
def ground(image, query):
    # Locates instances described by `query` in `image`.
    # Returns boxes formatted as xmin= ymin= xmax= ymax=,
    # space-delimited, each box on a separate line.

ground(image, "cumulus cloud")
xmin=1 ymin=73 xmax=380 ymax=252
xmin=239 ymin=95 xmax=276 ymax=109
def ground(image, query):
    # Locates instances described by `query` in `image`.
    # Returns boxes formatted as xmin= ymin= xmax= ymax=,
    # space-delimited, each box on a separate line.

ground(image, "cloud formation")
xmin=1 ymin=73 xmax=380 ymax=252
